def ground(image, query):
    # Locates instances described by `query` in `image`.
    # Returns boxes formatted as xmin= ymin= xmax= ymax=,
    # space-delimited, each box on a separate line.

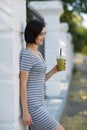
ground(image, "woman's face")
xmin=35 ymin=27 xmax=46 ymax=45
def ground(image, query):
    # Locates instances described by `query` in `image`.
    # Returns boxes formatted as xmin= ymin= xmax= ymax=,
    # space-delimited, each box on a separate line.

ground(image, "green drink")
xmin=57 ymin=48 xmax=65 ymax=71
xmin=57 ymin=58 xmax=65 ymax=71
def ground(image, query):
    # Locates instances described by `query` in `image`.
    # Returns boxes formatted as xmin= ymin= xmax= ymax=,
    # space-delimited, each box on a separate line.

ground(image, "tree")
xmin=60 ymin=0 xmax=87 ymax=53
xmin=82 ymin=45 xmax=87 ymax=55
xmin=61 ymin=0 xmax=87 ymax=13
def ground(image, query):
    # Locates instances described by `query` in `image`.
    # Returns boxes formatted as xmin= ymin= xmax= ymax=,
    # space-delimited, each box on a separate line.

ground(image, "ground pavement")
xmin=60 ymin=61 xmax=87 ymax=130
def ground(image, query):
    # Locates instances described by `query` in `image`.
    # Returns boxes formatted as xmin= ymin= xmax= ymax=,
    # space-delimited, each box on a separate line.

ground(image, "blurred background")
xmin=27 ymin=1 xmax=87 ymax=130
xmin=0 ymin=0 xmax=87 ymax=130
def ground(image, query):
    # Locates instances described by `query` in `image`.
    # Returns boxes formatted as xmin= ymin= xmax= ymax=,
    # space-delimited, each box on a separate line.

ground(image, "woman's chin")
xmin=39 ymin=42 xmax=43 ymax=45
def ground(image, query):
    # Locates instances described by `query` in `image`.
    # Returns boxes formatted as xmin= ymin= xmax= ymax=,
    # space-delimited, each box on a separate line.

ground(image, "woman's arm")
xmin=46 ymin=60 xmax=66 ymax=81
xmin=20 ymin=71 xmax=33 ymax=126
xmin=20 ymin=71 xmax=29 ymax=113
xmin=46 ymin=65 xmax=58 ymax=81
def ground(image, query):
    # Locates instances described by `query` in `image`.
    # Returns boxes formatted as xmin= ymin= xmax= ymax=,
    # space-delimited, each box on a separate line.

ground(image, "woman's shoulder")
xmin=21 ymin=48 xmax=32 ymax=56
xmin=20 ymin=49 xmax=34 ymax=61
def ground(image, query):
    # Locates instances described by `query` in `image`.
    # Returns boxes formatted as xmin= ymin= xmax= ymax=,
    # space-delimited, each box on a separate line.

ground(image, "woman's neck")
xmin=27 ymin=44 xmax=39 ymax=52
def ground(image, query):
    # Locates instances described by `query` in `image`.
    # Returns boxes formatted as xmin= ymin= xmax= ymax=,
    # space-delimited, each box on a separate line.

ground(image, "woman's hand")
xmin=22 ymin=112 xmax=33 ymax=126
xmin=52 ymin=61 xmax=66 ymax=73
xmin=51 ymin=64 xmax=58 ymax=74
xmin=46 ymin=61 xmax=66 ymax=81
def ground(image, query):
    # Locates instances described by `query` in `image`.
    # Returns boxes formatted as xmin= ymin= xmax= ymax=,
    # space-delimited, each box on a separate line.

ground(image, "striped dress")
xmin=20 ymin=49 xmax=58 ymax=130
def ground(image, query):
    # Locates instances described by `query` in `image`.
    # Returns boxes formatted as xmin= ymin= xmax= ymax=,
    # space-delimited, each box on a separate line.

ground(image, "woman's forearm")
xmin=45 ymin=65 xmax=59 ymax=81
xmin=46 ymin=69 xmax=56 ymax=81
xmin=20 ymin=85 xmax=29 ymax=114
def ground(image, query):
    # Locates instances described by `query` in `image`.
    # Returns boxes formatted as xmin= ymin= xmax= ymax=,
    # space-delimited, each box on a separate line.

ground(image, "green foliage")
xmin=82 ymin=45 xmax=87 ymax=55
xmin=60 ymin=10 xmax=82 ymax=25
xmin=60 ymin=0 xmax=87 ymax=52
xmin=61 ymin=0 xmax=87 ymax=13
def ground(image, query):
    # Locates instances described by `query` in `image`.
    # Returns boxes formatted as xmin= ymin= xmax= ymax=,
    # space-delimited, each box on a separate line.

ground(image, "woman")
xmin=20 ymin=19 xmax=65 ymax=130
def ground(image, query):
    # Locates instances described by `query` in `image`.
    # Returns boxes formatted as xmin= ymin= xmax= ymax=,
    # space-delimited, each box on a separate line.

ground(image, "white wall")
xmin=0 ymin=0 xmax=27 ymax=130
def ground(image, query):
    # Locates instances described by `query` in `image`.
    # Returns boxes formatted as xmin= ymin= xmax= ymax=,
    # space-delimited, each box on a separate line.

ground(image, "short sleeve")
xmin=20 ymin=50 xmax=33 ymax=72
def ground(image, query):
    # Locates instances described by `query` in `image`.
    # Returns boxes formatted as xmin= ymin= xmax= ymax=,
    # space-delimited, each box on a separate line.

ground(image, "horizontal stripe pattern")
xmin=30 ymin=106 xmax=58 ymax=130
xmin=20 ymin=49 xmax=58 ymax=130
